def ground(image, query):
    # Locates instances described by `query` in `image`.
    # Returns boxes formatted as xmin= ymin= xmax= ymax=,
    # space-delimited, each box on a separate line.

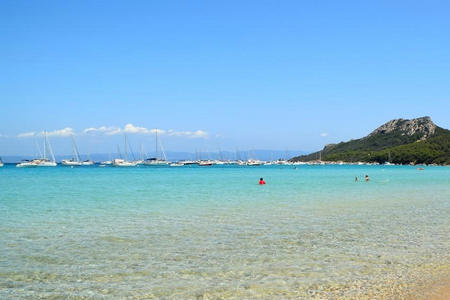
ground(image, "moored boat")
xmin=198 ymin=160 xmax=213 ymax=166
xmin=112 ymin=158 xmax=137 ymax=167
xmin=143 ymin=129 xmax=170 ymax=166
xmin=18 ymin=132 xmax=57 ymax=167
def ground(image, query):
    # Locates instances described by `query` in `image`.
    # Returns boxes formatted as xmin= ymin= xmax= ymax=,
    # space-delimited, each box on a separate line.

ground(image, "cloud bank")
xmin=17 ymin=124 xmax=208 ymax=139
xmin=17 ymin=128 xmax=75 ymax=138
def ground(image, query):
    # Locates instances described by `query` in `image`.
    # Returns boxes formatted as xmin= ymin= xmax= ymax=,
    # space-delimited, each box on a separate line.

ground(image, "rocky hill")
xmin=290 ymin=117 xmax=450 ymax=165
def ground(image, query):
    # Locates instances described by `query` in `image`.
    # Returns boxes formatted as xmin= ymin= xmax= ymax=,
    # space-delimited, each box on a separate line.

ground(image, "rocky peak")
xmin=369 ymin=116 xmax=436 ymax=140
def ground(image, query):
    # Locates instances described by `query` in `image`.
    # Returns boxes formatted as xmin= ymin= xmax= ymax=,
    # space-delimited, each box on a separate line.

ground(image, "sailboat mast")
xmin=124 ymin=134 xmax=128 ymax=161
xmin=43 ymin=131 xmax=47 ymax=159
xmin=155 ymin=129 xmax=158 ymax=159
xmin=34 ymin=138 xmax=43 ymax=159
xmin=47 ymin=135 xmax=56 ymax=163
xmin=71 ymin=134 xmax=81 ymax=162
xmin=160 ymin=140 xmax=167 ymax=161
xmin=117 ymin=145 xmax=122 ymax=159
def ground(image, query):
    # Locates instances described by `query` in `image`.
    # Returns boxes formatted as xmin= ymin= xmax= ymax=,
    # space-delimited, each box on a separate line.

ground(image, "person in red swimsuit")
xmin=259 ymin=177 xmax=266 ymax=185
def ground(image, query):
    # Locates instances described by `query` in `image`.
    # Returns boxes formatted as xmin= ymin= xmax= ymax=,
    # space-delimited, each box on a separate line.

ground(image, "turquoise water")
xmin=0 ymin=165 xmax=449 ymax=299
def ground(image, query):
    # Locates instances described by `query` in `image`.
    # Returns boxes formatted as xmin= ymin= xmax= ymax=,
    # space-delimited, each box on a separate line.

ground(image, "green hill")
xmin=290 ymin=117 xmax=450 ymax=165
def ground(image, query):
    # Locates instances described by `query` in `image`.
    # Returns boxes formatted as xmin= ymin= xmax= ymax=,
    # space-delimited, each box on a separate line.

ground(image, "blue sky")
xmin=1 ymin=1 xmax=449 ymax=156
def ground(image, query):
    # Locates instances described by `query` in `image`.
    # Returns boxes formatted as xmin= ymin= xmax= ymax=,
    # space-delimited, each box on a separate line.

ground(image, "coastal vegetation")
xmin=291 ymin=117 xmax=450 ymax=165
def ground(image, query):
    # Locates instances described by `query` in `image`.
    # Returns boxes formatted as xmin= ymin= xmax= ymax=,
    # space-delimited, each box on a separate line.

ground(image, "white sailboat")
xmin=0 ymin=157 xmax=3 ymax=168
xmin=17 ymin=139 xmax=42 ymax=167
xmin=112 ymin=134 xmax=137 ymax=167
xmin=100 ymin=153 xmax=113 ymax=166
xmin=245 ymin=149 xmax=263 ymax=166
xmin=61 ymin=135 xmax=82 ymax=166
xmin=36 ymin=132 xmax=57 ymax=166
xmin=198 ymin=160 xmax=214 ymax=166
xmin=30 ymin=131 xmax=57 ymax=167
xmin=144 ymin=129 xmax=169 ymax=165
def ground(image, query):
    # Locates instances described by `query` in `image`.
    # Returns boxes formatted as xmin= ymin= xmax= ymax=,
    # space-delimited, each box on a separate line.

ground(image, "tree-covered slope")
xmin=291 ymin=117 xmax=450 ymax=165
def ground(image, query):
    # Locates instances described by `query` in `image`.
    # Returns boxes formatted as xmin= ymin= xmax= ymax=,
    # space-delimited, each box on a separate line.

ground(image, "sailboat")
xmin=112 ymin=134 xmax=137 ymax=167
xmin=144 ymin=129 xmax=169 ymax=165
xmin=134 ymin=144 xmax=145 ymax=165
xmin=36 ymin=132 xmax=57 ymax=166
xmin=0 ymin=157 xmax=3 ymax=168
xmin=100 ymin=153 xmax=113 ymax=166
xmin=17 ymin=131 xmax=57 ymax=167
xmin=245 ymin=148 xmax=263 ymax=166
xmin=61 ymin=135 xmax=82 ymax=166
xmin=384 ymin=151 xmax=394 ymax=165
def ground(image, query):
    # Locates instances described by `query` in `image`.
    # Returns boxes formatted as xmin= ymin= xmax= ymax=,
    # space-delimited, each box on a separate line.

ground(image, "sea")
xmin=0 ymin=164 xmax=449 ymax=299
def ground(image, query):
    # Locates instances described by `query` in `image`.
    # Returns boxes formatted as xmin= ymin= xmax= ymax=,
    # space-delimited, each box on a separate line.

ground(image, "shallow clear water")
xmin=0 ymin=165 xmax=449 ymax=299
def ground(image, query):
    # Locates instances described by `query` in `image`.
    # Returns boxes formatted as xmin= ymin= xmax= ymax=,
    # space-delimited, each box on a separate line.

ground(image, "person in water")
xmin=355 ymin=176 xmax=358 ymax=182
xmin=259 ymin=178 xmax=266 ymax=185
xmin=365 ymin=174 xmax=370 ymax=182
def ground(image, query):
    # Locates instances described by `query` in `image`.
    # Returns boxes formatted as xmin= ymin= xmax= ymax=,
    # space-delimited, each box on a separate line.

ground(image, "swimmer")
xmin=355 ymin=176 xmax=358 ymax=182
xmin=365 ymin=174 xmax=370 ymax=182
xmin=259 ymin=177 xmax=266 ymax=185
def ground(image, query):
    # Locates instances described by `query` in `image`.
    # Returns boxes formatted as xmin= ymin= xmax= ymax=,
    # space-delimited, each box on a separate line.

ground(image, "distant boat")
xmin=144 ymin=129 xmax=170 ymax=165
xmin=198 ymin=160 xmax=213 ymax=166
xmin=16 ymin=159 xmax=37 ymax=168
xmin=80 ymin=160 xmax=95 ymax=166
xmin=170 ymin=162 xmax=184 ymax=167
xmin=246 ymin=159 xmax=263 ymax=166
xmin=384 ymin=151 xmax=394 ymax=165
xmin=100 ymin=160 xmax=112 ymax=166
xmin=112 ymin=134 xmax=137 ymax=167
xmin=17 ymin=132 xmax=57 ymax=167
xmin=100 ymin=153 xmax=113 ymax=166
xmin=0 ymin=157 xmax=3 ymax=167
xmin=180 ymin=160 xmax=198 ymax=165
xmin=61 ymin=135 xmax=82 ymax=166
xmin=36 ymin=132 xmax=57 ymax=167
xmin=112 ymin=158 xmax=137 ymax=167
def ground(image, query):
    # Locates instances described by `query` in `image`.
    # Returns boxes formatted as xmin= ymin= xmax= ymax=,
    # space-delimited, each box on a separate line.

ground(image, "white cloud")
xmin=105 ymin=128 xmax=122 ymax=136
xmin=168 ymin=129 xmax=209 ymax=138
xmin=83 ymin=126 xmax=121 ymax=135
xmin=16 ymin=124 xmax=209 ymax=139
xmin=44 ymin=128 xmax=74 ymax=137
xmin=320 ymin=133 xmax=328 ymax=137
xmin=83 ymin=124 xmax=172 ymax=136
xmin=17 ymin=128 xmax=74 ymax=138
xmin=17 ymin=131 xmax=36 ymax=138
xmin=123 ymin=124 xmax=168 ymax=135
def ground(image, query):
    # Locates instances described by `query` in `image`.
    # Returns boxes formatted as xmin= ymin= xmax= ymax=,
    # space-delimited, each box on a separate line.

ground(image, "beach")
xmin=0 ymin=164 xmax=449 ymax=299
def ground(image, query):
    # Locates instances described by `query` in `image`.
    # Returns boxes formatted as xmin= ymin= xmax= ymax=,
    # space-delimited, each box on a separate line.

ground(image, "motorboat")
xmin=16 ymin=159 xmax=38 ymax=167
xmin=180 ymin=160 xmax=198 ymax=165
xmin=143 ymin=157 xmax=170 ymax=165
xmin=246 ymin=159 xmax=263 ymax=166
xmin=112 ymin=158 xmax=137 ymax=167
xmin=100 ymin=160 xmax=112 ymax=166
xmin=198 ymin=160 xmax=213 ymax=166
xmin=35 ymin=158 xmax=57 ymax=167
xmin=61 ymin=159 xmax=82 ymax=166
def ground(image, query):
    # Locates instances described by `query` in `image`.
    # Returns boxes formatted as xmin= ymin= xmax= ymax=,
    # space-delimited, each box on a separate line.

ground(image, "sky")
xmin=1 ymin=1 xmax=449 ymax=156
